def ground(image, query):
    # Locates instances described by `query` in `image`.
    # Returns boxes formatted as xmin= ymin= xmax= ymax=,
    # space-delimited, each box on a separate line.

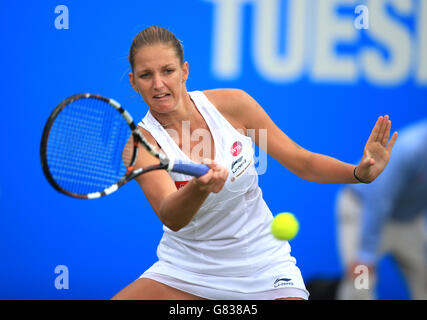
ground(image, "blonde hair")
xmin=128 ymin=26 xmax=184 ymax=71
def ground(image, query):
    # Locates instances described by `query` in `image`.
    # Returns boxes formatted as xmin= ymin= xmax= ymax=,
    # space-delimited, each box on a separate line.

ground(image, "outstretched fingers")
xmin=376 ymin=115 xmax=389 ymax=144
xmin=367 ymin=116 xmax=384 ymax=143
xmin=386 ymin=131 xmax=398 ymax=152
xmin=368 ymin=115 xmax=396 ymax=146
xmin=380 ymin=116 xmax=391 ymax=147
xmin=376 ymin=114 xmax=398 ymax=152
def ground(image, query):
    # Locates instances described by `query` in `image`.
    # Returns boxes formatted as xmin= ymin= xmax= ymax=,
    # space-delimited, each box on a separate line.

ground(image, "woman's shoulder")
xmin=200 ymin=88 xmax=251 ymax=131
xmin=201 ymin=88 xmax=251 ymax=115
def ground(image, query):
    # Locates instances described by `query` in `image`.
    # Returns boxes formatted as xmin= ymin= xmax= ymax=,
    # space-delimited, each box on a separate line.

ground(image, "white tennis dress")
xmin=138 ymin=91 xmax=309 ymax=300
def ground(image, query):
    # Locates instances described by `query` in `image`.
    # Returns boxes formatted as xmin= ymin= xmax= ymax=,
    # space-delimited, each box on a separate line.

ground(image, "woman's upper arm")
xmin=126 ymin=126 xmax=177 ymax=217
xmin=207 ymin=88 xmax=311 ymax=176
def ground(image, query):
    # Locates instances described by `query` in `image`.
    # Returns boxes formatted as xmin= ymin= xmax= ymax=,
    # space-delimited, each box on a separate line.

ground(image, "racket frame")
xmin=40 ymin=93 xmax=173 ymax=199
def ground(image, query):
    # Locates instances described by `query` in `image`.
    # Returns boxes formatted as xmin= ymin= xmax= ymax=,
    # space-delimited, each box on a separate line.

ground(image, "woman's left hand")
xmin=356 ymin=115 xmax=398 ymax=183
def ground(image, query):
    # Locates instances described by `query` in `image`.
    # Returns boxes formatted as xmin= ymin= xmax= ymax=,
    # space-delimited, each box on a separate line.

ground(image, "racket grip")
xmin=172 ymin=161 xmax=210 ymax=177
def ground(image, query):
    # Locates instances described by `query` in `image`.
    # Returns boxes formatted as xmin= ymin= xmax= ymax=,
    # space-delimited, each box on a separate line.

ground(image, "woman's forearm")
xmin=158 ymin=181 xmax=210 ymax=232
xmin=301 ymin=151 xmax=359 ymax=184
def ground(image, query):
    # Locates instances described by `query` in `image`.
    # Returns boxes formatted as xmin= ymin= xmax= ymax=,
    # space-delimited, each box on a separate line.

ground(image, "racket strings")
xmin=46 ymin=97 xmax=132 ymax=195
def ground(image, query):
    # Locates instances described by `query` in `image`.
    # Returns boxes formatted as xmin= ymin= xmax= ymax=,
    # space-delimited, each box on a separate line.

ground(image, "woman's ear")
xmin=182 ymin=61 xmax=189 ymax=83
xmin=129 ymin=72 xmax=138 ymax=92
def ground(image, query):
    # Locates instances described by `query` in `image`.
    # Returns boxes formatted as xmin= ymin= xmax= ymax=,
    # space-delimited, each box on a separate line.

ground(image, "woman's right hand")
xmin=192 ymin=159 xmax=229 ymax=193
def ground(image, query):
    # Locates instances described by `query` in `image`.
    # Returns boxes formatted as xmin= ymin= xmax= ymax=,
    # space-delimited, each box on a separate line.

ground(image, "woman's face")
xmin=130 ymin=43 xmax=188 ymax=114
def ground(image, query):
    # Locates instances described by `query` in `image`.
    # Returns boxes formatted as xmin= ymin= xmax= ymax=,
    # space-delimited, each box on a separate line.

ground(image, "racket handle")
xmin=172 ymin=161 xmax=210 ymax=177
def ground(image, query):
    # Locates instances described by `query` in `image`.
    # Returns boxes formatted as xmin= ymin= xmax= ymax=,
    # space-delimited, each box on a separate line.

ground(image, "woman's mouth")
xmin=153 ymin=93 xmax=170 ymax=100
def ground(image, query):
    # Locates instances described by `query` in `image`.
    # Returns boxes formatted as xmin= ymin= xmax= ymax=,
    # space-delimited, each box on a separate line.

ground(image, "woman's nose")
xmin=152 ymin=74 xmax=164 ymax=90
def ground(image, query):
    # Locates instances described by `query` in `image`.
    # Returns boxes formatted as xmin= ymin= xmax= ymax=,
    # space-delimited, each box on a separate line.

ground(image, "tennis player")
xmin=111 ymin=26 xmax=397 ymax=300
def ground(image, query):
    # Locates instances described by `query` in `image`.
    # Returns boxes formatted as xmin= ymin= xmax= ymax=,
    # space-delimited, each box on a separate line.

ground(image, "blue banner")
xmin=0 ymin=0 xmax=425 ymax=299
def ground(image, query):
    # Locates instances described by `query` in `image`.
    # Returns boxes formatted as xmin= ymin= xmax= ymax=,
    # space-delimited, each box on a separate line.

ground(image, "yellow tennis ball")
xmin=271 ymin=212 xmax=299 ymax=240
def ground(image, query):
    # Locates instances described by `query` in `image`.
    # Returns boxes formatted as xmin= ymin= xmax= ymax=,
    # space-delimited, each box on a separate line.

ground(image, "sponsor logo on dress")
xmin=274 ymin=278 xmax=294 ymax=288
xmin=231 ymin=156 xmax=243 ymax=171
xmin=229 ymin=141 xmax=252 ymax=182
xmin=230 ymin=141 xmax=242 ymax=157
xmin=175 ymin=181 xmax=189 ymax=189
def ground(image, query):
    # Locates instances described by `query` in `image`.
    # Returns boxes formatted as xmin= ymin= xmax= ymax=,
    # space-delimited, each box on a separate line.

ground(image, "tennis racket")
xmin=40 ymin=93 xmax=210 ymax=199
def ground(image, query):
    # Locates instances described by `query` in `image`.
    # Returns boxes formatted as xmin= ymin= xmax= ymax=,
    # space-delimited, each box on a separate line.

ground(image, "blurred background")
xmin=0 ymin=0 xmax=425 ymax=299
